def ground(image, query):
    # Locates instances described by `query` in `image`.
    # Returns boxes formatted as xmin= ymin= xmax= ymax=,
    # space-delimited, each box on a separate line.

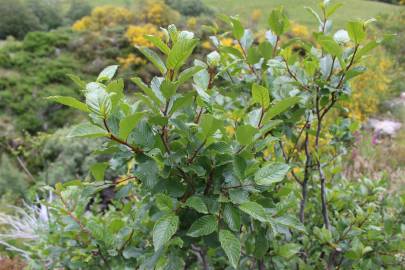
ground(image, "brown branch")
xmin=103 ymin=119 xmax=143 ymax=154
xmin=188 ymin=139 xmax=206 ymax=164
xmin=237 ymin=39 xmax=259 ymax=77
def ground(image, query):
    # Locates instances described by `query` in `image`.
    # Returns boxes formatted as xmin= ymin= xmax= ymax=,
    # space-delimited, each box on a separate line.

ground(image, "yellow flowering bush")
xmin=251 ymin=9 xmax=262 ymax=25
xmin=140 ymin=0 xmax=180 ymax=26
xmin=72 ymin=5 xmax=134 ymax=31
xmin=125 ymin=23 xmax=162 ymax=47
xmin=348 ymin=49 xmax=392 ymax=121
xmin=290 ymin=22 xmax=309 ymax=38
xmin=117 ymin=53 xmax=146 ymax=68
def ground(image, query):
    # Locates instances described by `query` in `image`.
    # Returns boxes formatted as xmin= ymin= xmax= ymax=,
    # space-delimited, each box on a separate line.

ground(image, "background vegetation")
xmin=0 ymin=0 xmax=404 ymax=269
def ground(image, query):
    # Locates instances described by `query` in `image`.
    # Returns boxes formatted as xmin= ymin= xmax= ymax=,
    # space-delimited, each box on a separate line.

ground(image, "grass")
xmin=202 ymin=0 xmax=403 ymax=29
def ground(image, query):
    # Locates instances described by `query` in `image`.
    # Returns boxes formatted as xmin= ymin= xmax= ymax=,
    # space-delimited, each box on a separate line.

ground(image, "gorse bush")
xmin=5 ymin=1 xmax=404 ymax=269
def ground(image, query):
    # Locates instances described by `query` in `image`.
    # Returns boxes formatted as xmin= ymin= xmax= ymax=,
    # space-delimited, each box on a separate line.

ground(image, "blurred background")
xmin=0 ymin=0 xmax=404 ymax=267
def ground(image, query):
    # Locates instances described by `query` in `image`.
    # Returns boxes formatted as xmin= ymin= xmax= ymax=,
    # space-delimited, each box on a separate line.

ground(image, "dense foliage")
xmin=8 ymin=2 xmax=400 ymax=269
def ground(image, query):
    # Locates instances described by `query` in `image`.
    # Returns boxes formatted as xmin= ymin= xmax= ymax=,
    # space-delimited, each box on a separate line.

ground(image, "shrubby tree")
xmin=3 ymin=1 xmax=404 ymax=269
xmin=0 ymin=0 xmax=41 ymax=39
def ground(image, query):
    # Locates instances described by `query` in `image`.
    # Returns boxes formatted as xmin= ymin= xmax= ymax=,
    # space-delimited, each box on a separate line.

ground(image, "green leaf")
xmin=155 ymin=193 xmax=175 ymax=212
xmin=90 ymin=162 xmax=108 ymax=181
xmin=97 ymin=65 xmax=119 ymax=82
xmin=160 ymin=79 xmax=178 ymax=99
xmin=170 ymin=92 xmax=194 ymax=114
xmin=219 ymin=230 xmax=241 ymax=269
xmin=236 ymin=125 xmax=257 ymax=146
xmin=317 ymin=35 xmax=343 ymax=56
xmin=223 ymin=204 xmax=241 ymax=232
xmin=200 ymin=114 xmax=222 ymax=137
xmin=254 ymin=162 xmax=290 ymax=186
xmin=47 ymin=96 xmax=89 ymax=112
xmin=355 ymin=40 xmax=378 ymax=61
xmin=85 ymin=82 xmax=112 ymax=118
xmin=144 ymin=35 xmax=170 ymax=55
xmin=347 ymin=21 xmax=366 ymax=44
xmin=187 ymin=215 xmax=218 ymax=237
xmin=326 ymin=3 xmax=343 ymax=17
xmin=277 ymin=243 xmax=301 ymax=259
xmin=304 ymin=7 xmax=322 ymax=26
xmin=166 ymin=38 xmax=198 ymax=71
xmin=230 ymin=17 xmax=244 ymax=40
xmin=67 ymin=74 xmax=86 ymax=89
xmin=263 ymin=96 xmax=300 ymax=121
xmin=185 ymin=196 xmax=209 ymax=214
xmin=131 ymin=77 xmax=162 ymax=106
xmin=252 ymin=84 xmax=270 ymax=109
xmin=239 ymin=201 xmax=267 ymax=222
xmin=153 ymin=214 xmax=179 ymax=251
xmin=178 ymin=66 xmax=204 ymax=85
xmin=118 ymin=112 xmax=145 ymax=140
xmin=233 ymin=155 xmax=246 ymax=180
xmin=137 ymin=46 xmax=167 ymax=74
xmin=268 ymin=7 xmax=290 ymax=36
xmin=68 ymin=122 xmax=108 ymax=138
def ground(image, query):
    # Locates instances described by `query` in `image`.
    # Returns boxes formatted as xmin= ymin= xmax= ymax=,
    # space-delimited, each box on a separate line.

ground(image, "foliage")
xmin=0 ymin=0 xmax=41 ymax=39
xmin=17 ymin=2 xmax=402 ymax=269
xmin=66 ymin=0 xmax=92 ymax=23
xmin=125 ymin=24 xmax=163 ymax=47
xmin=139 ymin=0 xmax=181 ymax=26
xmin=72 ymin=5 xmax=134 ymax=31
xmin=165 ymin=0 xmax=211 ymax=16
xmin=0 ymin=31 xmax=84 ymax=132
xmin=26 ymin=0 xmax=63 ymax=31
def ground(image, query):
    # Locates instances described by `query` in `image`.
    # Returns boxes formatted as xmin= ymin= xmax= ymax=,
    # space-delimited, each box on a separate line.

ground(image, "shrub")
xmin=4 ymin=2 xmax=405 ymax=269
xmin=66 ymin=0 xmax=92 ymax=23
xmin=0 ymin=0 xmax=41 ymax=39
xmin=72 ymin=5 xmax=134 ymax=32
xmin=26 ymin=0 xmax=63 ymax=31
xmin=165 ymin=0 xmax=210 ymax=16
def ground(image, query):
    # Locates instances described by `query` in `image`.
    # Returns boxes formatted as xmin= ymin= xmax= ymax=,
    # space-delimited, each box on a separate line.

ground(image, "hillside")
xmin=203 ymin=0 xmax=403 ymax=29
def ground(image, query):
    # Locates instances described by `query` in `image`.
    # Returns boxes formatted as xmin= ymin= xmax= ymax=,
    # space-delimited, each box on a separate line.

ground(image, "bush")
xmin=3 ymin=2 xmax=405 ymax=269
xmin=0 ymin=0 xmax=41 ymax=39
xmin=165 ymin=0 xmax=210 ymax=16
xmin=26 ymin=0 xmax=63 ymax=31
xmin=66 ymin=0 xmax=92 ymax=23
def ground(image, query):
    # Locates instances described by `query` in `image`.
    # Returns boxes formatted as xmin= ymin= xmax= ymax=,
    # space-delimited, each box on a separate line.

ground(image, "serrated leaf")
xmin=252 ymin=84 xmax=270 ymax=109
xmin=47 ymin=96 xmax=89 ymax=112
xmin=67 ymin=74 xmax=86 ymax=89
xmin=153 ymin=214 xmax=179 ymax=251
xmin=187 ymin=215 xmax=217 ymax=237
xmin=200 ymin=114 xmax=222 ymax=137
xmin=223 ymin=204 xmax=241 ymax=232
xmin=264 ymin=96 xmax=300 ymax=121
xmin=85 ymin=82 xmax=112 ymax=118
xmin=155 ymin=193 xmax=175 ymax=212
xmin=219 ymin=230 xmax=241 ymax=269
xmin=277 ymin=243 xmax=301 ymax=259
xmin=230 ymin=17 xmax=244 ymax=40
xmin=239 ymin=201 xmax=267 ymax=222
xmin=137 ymin=46 xmax=167 ymax=74
xmin=185 ymin=196 xmax=208 ymax=214
xmin=131 ymin=77 xmax=162 ymax=106
xmin=254 ymin=162 xmax=290 ymax=186
xmin=178 ymin=66 xmax=204 ymax=85
xmin=68 ymin=122 xmax=108 ymax=138
xmin=347 ymin=21 xmax=366 ymax=44
xmin=236 ymin=125 xmax=257 ymax=146
xmin=144 ymin=35 xmax=170 ymax=55
xmin=118 ymin=112 xmax=145 ymax=140
xmin=90 ymin=162 xmax=108 ymax=181
xmin=97 ymin=65 xmax=118 ymax=82
xmin=166 ymin=38 xmax=198 ymax=71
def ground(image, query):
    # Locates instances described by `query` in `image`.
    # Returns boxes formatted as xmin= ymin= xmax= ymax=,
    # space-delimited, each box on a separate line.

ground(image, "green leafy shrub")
xmin=165 ymin=0 xmax=211 ymax=16
xmin=66 ymin=0 xmax=92 ymax=23
xmin=2 ymin=1 xmax=405 ymax=269
xmin=0 ymin=0 xmax=41 ymax=39
xmin=26 ymin=0 xmax=63 ymax=31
